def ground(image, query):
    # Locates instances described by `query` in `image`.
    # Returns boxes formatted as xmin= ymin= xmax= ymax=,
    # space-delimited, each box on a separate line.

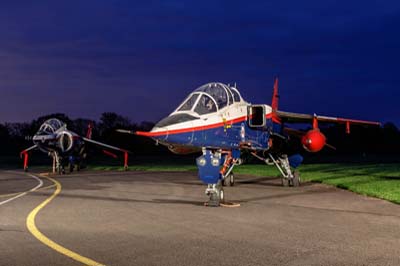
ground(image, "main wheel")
xmin=292 ymin=171 xmax=301 ymax=187
xmin=69 ymin=163 xmax=74 ymax=173
xmin=281 ymin=177 xmax=289 ymax=187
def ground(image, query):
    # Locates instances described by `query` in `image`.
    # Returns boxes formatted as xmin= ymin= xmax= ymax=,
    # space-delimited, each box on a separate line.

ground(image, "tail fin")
xmin=271 ymin=77 xmax=279 ymax=111
xmin=86 ymin=122 xmax=93 ymax=139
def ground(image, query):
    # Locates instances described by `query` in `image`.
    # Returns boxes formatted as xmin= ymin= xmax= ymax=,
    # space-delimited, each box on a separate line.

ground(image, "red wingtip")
xmin=271 ymin=77 xmax=279 ymax=111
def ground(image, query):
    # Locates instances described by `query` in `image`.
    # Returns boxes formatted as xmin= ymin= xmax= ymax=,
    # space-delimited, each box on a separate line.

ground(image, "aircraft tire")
xmin=292 ymin=171 xmax=301 ymax=187
xmin=222 ymin=173 xmax=235 ymax=187
xmin=282 ymin=177 xmax=289 ymax=187
xmin=228 ymin=173 xmax=235 ymax=186
xmin=208 ymin=193 xmax=220 ymax=207
xmin=222 ymin=177 xmax=227 ymax=187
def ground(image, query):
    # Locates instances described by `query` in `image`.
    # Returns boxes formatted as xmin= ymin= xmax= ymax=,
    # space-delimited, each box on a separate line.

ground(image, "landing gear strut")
xmin=267 ymin=154 xmax=300 ymax=187
xmin=50 ymin=152 xmax=65 ymax=174
xmin=252 ymin=152 xmax=301 ymax=187
xmin=221 ymin=151 xmax=241 ymax=187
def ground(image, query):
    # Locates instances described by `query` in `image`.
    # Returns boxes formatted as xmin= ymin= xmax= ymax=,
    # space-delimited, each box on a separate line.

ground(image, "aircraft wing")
xmin=82 ymin=137 xmax=130 ymax=153
xmin=20 ymin=144 xmax=38 ymax=155
xmin=276 ymin=110 xmax=381 ymax=126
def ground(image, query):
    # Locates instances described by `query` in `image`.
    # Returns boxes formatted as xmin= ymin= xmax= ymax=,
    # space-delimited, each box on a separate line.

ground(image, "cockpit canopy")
xmin=175 ymin=82 xmax=243 ymax=116
xmin=38 ymin=118 xmax=66 ymax=134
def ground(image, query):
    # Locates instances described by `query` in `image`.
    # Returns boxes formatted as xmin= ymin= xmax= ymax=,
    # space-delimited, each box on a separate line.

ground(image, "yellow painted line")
xmin=36 ymin=184 xmax=57 ymax=191
xmin=26 ymin=175 xmax=105 ymax=266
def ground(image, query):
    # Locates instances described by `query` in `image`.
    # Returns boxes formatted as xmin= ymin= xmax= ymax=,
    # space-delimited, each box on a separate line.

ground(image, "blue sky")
xmin=0 ymin=0 xmax=399 ymax=126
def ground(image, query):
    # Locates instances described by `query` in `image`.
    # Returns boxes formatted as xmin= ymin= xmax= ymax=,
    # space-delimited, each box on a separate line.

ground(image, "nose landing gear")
xmin=197 ymin=149 xmax=241 ymax=207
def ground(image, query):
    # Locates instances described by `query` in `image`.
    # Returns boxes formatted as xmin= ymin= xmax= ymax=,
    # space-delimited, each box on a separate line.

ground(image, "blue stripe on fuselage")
xmin=153 ymin=118 xmax=284 ymax=150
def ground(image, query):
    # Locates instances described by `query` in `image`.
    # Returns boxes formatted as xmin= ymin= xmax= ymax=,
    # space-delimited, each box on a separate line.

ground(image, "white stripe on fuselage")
xmin=33 ymin=135 xmax=56 ymax=142
xmin=151 ymin=102 xmax=273 ymax=133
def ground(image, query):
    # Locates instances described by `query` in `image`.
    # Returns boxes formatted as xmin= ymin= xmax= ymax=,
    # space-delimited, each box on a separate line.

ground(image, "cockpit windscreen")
xmin=175 ymin=82 xmax=243 ymax=116
xmin=38 ymin=119 xmax=65 ymax=134
xmin=178 ymin=94 xmax=199 ymax=112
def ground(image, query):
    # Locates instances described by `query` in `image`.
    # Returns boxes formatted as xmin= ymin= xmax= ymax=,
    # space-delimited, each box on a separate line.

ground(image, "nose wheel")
xmin=205 ymin=183 xmax=224 ymax=207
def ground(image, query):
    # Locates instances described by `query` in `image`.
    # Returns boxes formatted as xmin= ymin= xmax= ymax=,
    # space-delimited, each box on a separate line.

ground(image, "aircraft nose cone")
xmin=136 ymin=125 xmax=168 ymax=141
xmin=32 ymin=134 xmax=41 ymax=142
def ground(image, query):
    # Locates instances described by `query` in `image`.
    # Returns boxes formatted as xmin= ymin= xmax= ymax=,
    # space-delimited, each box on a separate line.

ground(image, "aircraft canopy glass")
xmin=176 ymin=82 xmax=243 ymax=116
xmin=194 ymin=94 xmax=217 ymax=115
xmin=38 ymin=118 xmax=65 ymax=134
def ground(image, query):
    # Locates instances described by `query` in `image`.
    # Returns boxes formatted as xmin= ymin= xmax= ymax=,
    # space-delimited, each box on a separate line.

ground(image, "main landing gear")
xmin=197 ymin=149 xmax=241 ymax=207
xmin=252 ymin=152 xmax=302 ymax=187
xmin=50 ymin=152 xmax=65 ymax=174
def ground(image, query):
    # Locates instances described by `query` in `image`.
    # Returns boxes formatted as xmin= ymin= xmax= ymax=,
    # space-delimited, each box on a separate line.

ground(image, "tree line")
xmin=0 ymin=112 xmax=399 ymax=162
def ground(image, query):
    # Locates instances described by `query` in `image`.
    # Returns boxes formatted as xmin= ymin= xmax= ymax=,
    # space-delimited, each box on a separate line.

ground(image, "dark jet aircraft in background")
xmin=21 ymin=118 xmax=129 ymax=174
xmin=118 ymin=78 xmax=380 ymax=206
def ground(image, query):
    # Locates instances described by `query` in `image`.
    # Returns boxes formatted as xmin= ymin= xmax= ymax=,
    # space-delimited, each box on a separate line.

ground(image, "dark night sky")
xmin=0 ymin=1 xmax=399 ymax=126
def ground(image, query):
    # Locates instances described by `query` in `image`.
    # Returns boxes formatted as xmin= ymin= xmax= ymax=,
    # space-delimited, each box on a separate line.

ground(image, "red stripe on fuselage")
xmin=137 ymin=115 xmax=249 ymax=137
xmin=136 ymin=112 xmax=280 ymax=137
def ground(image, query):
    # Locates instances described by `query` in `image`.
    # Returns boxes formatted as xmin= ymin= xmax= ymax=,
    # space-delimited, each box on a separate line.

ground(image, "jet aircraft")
xmin=21 ymin=118 xmax=129 ymax=174
xmin=121 ymin=78 xmax=380 ymax=206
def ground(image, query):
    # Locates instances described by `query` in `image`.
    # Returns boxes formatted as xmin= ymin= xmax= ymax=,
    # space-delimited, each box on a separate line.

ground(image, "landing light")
xmin=211 ymin=158 xmax=220 ymax=166
xmin=197 ymin=157 xmax=206 ymax=166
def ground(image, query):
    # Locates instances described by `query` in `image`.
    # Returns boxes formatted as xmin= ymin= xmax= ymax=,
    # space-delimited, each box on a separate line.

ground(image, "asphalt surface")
xmin=0 ymin=169 xmax=400 ymax=266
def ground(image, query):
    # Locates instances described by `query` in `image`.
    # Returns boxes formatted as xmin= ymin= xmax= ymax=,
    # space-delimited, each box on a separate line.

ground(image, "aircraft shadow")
xmin=30 ymin=187 xmax=324 ymax=207
xmin=236 ymin=176 xmax=314 ymax=187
